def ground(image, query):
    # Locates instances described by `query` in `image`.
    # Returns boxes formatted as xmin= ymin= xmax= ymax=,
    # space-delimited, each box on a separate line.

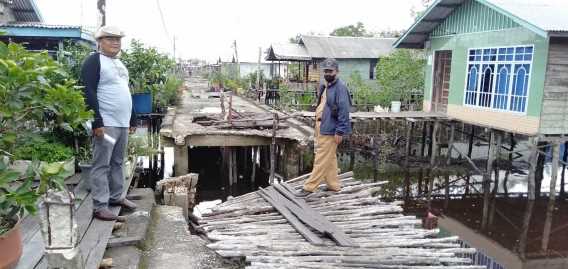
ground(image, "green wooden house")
xmin=394 ymin=0 xmax=568 ymax=136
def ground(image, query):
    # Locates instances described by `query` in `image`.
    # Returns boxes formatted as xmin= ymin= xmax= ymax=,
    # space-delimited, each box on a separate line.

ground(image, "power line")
xmin=155 ymin=0 xmax=170 ymax=39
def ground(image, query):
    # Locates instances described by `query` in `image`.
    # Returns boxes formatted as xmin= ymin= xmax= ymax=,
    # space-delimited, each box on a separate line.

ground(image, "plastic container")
xmin=132 ymin=93 xmax=152 ymax=114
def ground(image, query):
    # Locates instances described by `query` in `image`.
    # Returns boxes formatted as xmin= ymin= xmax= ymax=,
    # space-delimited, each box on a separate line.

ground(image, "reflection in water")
xmin=337 ymin=150 xmax=568 ymax=264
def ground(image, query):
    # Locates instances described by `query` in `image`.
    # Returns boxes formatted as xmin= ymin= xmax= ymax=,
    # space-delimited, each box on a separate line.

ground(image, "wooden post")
xmin=527 ymin=137 xmax=539 ymax=201
xmin=269 ymin=113 xmax=279 ymax=184
xmin=467 ymin=125 xmax=475 ymax=159
xmin=518 ymin=200 xmax=534 ymax=260
xmin=444 ymin=123 xmax=455 ymax=210
xmin=535 ymin=141 xmax=547 ymax=198
xmin=228 ymin=147 xmax=234 ymax=196
xmin=404 ymin=121 xmax=413 ymax=200
xmin=427 ymin=120 xmax=439 ymax=210
xmin=488 ymin=132 xmax=502 ymax=226
xmin=542 ymin=142 xmax=560 ymax=251
xmin=561 ymin=141 xmax=567 ymax=199
xmin=173 ymin=145 xmax=189 ymax=177
xmin=421 ymin=121 xmax=427 ymax=157
xmin=481 ymin=130 xmax=496 ymax=230
xmin=251 ymin=147 xmax=257 ymax=190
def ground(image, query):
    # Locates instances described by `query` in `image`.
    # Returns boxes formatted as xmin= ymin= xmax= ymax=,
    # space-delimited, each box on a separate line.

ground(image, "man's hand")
xmin=93 ymin=127 xmax=105 ymax=137
xmin=129 ymin=127 xmax=136 ymax=134
xmin=334 ymin=134 xmax=343 ymax=145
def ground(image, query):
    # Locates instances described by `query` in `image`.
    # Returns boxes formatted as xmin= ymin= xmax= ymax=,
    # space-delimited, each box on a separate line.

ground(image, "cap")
xmin=94 ymin=25 xmax=125 ymax=40
xmin=321 ymin=58 xmax=338 ymax=70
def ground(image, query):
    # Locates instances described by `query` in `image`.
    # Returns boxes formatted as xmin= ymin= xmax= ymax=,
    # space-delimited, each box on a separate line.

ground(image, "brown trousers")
xmin=303 ymin=123 xmax=340 ymax=192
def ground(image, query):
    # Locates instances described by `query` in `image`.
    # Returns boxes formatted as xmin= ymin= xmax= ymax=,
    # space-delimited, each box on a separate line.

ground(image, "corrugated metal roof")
xmin=395 ymin=0 xmax=568 ymax=49
xmin=10 ymin=0 xmax=42 ymax=22
xmin=300 ymin=35 xmax=395 ymax=59
xmin=487 ymin=0 xmax=568 ymax=33
xmin=0 ymin=23 xmax=81 ymax=29
xmin=0 ymin=23 xmax=96 ymax=44
xmin=266 ymin=43 xmax=311 ymax=61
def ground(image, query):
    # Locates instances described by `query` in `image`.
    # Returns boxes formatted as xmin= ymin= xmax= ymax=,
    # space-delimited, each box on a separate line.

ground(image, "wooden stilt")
xmin=561 ymin=141 xmax=567 ymax=199
xmin=542 ymin=142 xmax=559 ymax=251
xmin=467 ymin=125 xmax=475 ymax=159
xmin=535 ymin=141 xmax=547 ymax=198
xmin=482 ymin=130 xmax=496 ymax=230
xmin=251 ymin=147 xmax=257 ymax=190
xmin=404 ymin=121 xmax=413 ymax=201
xmin=269 ymin=113 xmax=279 ymax=184
xmin=488 ymin=132 xmax=502 ymax=226
xmin=444 ymin=123 xmax=455 ymax=210
xmin=527 ymin=137 xmax=538 ymax=201
xmin=427 ymin=121 xmax=439 ymax=211
xmin=421 ymin=121 xmax=427 ymax=158
xmin=518 ymin=200 xmax=534 ymax=260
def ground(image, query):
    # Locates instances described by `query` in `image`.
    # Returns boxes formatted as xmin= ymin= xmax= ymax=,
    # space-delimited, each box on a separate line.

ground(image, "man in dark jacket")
xmin=81 ymin=26 xmax=137 ymax=221
xmin=297 ymin=58 xmax=352 ymax=197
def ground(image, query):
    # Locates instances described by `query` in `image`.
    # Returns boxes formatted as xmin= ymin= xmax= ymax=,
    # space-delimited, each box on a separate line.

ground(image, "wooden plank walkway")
xmin=197 ymin=172 xmax=484 ymax=269
xmin=299 ymin=111 xmax=446 ymax=121
xmin=16 ymin=162 xmax=136 ymax=269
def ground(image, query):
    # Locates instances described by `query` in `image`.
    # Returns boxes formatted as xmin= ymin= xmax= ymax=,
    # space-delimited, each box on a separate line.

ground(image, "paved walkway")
xmin=140 ymin=206 xmax=233 ymax=269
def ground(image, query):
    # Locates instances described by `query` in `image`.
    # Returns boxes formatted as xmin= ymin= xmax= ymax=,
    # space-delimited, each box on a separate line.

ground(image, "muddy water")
xmin=332 ymin=140 xmax=568 ymax=265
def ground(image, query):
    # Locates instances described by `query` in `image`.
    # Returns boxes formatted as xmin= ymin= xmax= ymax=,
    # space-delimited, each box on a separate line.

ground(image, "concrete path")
xmin=140 ymin=206 xmax=233 ymax=269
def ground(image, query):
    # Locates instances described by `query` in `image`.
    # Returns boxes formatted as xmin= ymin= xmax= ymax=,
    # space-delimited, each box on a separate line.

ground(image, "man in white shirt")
xmin=81 ymin=26 xmax=137 ymax=221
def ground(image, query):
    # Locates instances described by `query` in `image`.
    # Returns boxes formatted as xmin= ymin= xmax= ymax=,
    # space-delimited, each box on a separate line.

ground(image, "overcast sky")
xmin=36 ymin=0 xmax=425 ymax=62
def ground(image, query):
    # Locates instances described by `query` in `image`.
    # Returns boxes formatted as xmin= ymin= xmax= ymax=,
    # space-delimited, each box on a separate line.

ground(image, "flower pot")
xmin=132 ymin=93 xmax=152 ymax=114
xmin=0 ymin=217 xmax=23 ymax=269
xmin=391 ymin=101 xmax=401 ymax=113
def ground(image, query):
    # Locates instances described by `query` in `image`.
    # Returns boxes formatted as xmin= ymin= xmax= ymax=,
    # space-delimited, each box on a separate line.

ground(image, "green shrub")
xmin=13 ymin=136 xmax=74 ymax=163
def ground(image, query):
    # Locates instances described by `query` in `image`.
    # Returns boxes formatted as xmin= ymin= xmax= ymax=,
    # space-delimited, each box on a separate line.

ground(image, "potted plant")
xmin=131 ymin=76 xmax=153 ymax=114
xmin=0 ymin=158 xmax=39 ymax=268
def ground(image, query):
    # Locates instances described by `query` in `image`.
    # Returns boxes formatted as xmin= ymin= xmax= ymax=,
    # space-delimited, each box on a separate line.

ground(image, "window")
xmin=464 ymin=45 xmax=533 ymax=113
xmin=369 ymin=59 xmax=378 ymax=80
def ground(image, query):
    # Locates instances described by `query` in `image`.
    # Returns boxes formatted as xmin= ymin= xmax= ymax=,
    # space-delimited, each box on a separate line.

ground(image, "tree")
xmin=330 ymin=22 xmax=371 ymax=37
xmin=375 ymin=50 xmax=425 ymax=108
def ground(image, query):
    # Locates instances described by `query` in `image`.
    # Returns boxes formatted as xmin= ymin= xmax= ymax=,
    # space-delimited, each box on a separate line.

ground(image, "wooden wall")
xmin=540 ymin=37 xmax=568 ymax=135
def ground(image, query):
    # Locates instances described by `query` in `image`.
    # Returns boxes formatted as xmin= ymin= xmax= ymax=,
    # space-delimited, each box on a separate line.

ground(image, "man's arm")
xmin=81 ymin=53 xmax=104 ymax=129
xmin=334 ymin=84 xmax=351 ymax=137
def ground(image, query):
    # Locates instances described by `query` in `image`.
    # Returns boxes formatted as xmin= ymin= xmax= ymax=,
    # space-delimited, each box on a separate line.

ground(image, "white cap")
xmin=94 ymin=25 xmax=125 ymax=40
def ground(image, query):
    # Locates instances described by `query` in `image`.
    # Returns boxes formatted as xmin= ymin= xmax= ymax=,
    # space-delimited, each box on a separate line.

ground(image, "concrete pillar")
xmin=174 ymin=145 xmax=189 ymax=177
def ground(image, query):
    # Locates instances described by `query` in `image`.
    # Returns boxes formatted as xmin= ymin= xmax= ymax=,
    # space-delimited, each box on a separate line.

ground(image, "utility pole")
xmin=173 ymin=35 xmax=177 ymax=60
xmin=97 ymin=0 xmax=106 ymax=27
xmin=233 ymin=40 xmax=240 ymax=78
xmin=257 ymin=47 xmax=261 ymax=90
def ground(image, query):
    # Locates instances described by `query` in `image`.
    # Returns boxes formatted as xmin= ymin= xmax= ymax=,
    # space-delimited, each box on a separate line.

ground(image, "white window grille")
xmin=464 ymin=46 xmax=533 ymax=113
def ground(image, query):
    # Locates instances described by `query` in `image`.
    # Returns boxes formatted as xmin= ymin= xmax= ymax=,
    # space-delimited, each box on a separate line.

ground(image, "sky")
xmin=35 ymin=0 xmax=426 ymax=63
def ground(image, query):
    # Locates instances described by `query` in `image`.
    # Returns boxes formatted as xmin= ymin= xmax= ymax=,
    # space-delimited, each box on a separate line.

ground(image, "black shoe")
xmin=295 ymin=189 xmax=313 ymax=198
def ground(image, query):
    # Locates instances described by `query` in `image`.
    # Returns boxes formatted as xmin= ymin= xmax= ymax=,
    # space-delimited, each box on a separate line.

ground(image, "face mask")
xmin=324 ymin=75 xmax=336 ymax=83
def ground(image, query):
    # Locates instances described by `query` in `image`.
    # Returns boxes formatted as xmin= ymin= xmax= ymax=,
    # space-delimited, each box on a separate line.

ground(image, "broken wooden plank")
xmin=258 ymin=188 xmax=324 ymax=246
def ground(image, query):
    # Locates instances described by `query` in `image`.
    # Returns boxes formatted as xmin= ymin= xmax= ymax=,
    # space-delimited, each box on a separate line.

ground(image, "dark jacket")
xmin=316 ymin=78 xmax=352 ymax=136
xmin=80 ymin=52 xmax=136 ymax=129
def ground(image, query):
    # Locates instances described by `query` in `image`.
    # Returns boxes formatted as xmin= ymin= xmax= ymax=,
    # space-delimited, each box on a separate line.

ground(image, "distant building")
xmin=266 ymin=35 xmax=395 ymax=82
xmin=0 ymin=0 xmax=95 ymax=55
xmin=0 ymin=0 xmax=42 ymax=24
